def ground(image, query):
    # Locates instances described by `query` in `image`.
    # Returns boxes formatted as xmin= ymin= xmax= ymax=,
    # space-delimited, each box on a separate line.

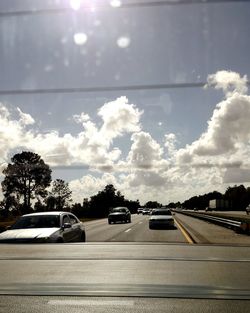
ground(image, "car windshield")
xmin=11 ymin=215 xmax=60 ymax=229
xmin=112 ymin=208 xmax=127 ymax=213
xmin=0 ymin=0 xmax=250 ymax=247
xmin=152 ymin=210 xmax=172 ymax=216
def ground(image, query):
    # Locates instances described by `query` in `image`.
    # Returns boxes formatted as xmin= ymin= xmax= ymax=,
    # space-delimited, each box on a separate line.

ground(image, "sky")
xmin=1 ymin=0 xmax=250 ymax=205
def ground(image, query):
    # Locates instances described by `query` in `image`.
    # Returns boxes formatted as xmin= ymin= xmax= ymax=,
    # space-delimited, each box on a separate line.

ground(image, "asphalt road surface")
xmin=85 ymin=214 xmax=187 ymax=243
xmin=84 ymin=213 xmax=250 ymax=245
xmin=1 ymin=215 xmax=250 ymax=312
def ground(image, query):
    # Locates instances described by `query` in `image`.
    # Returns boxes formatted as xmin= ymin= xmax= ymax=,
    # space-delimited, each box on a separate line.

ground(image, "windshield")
xmin=112 ymin=208 xmax=127 ymax=213
xmin=11 ymin=215 xmax=60 ymax=229
xmin=152 ymin=210 xmax=172 ymax=216
xmin=0 ymin=0 xmax=250 ymax=246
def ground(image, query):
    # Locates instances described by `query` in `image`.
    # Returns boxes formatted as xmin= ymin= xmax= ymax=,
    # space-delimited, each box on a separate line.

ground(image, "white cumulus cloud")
xmin=206 ymin=70 xmax=248 ymax=97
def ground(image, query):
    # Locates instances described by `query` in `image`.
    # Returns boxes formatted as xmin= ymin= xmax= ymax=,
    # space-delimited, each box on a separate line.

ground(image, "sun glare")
xmin=70 ymin=0 xmax=81 ymax=11
xmin=74 ymin=33 xmax=88 ymax=45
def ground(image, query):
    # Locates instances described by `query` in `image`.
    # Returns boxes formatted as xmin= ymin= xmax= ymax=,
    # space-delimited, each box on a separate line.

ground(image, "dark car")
xmin=108 ymin=207 xmax=131 ymax=224
xmin=0 ymin=212 xmax=86 ymax=243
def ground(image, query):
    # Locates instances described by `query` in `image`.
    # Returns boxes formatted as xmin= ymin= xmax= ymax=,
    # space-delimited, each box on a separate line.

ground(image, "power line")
xmin=0 ymin=82 xmax=249 ymax=95
xmin=0 ymin=83 xmax=207 ymax=95
xmin=0 ymin=0 xmax=248 ymax=18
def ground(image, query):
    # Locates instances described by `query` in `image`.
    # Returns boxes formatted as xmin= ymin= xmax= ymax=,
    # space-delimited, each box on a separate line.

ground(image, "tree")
xmin=144 ymin=201 xmax=162 ymax=208
xmin=71 ymin=203 xmax=84 ymax=218
xmin=224 ymin=185 xmax=248 ymax=210
xmin=45 ymin=195 xmax=57 ymax=211
xmin=89 ymin=184 xmax=117 ymax=217
xmin=50 ymin=179 xmax=72 ymax=210
xmin=87 ymin=184 xmax=129 ymax=218
xmin=1 ymin=151 xmax=52 ymax=213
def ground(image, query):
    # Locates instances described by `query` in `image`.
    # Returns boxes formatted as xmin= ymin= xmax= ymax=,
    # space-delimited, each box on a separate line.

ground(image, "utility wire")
xmin=0 ymin=82 xmax=249 ymax=95
xmin=0 ymin=83 xmax=207 ymax=95
xmin=0 ymin=0 xmax=248 ymax=17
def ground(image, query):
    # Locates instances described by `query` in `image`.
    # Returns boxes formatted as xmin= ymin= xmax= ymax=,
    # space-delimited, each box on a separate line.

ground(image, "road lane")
xmin=84 ymin=214 xmax=144 ymax=241
xmin=85 ymin=214 xmax=187 ymax=243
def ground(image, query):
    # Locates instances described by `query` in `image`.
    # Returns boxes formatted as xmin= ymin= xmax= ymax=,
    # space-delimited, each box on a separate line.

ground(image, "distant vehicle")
xmin=142 ymin=208 xmax=151 ymax=215
xmin=108 ymin=207 xmax=131 ymax=224
xmin=246 ymin=205 xmax=250 ymax=215
xmin=205 ymin=207 xmax=212 ymax=212
xmin=137 ymin=208 xmax=144 ymax=214
xmin=209 ymin=199 xmax=232 ymax=211
xmin=0 ymin=212 xmax=86 ymax=243
xmin=149 ymin=209 xmax=175 ymax=229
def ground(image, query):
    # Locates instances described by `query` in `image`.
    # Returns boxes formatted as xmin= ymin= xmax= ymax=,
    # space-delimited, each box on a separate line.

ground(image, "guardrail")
xmin=175 ymin=211 xmax=250 ymax=234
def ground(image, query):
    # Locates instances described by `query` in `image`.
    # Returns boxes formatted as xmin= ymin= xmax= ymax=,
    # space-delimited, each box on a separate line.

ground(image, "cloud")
xmin=223 ymin=168 xmax=250 ymax=183
xmin=206 ymin=70 xmax=248 ymax=97
xmin=126 ymin=131 xmax=168 ymax=170
xmin=165 ymin=133 xmax=177 ymax=156
xmin=98 ymin=96 xmax=142 ymax=140
xmin=195 ymin=93 xmax=250 ymax=155
xmin=178 ymin=71 xmax=250 ymax=159
xmin=0 ymin=97 xmax=142 ymax=171
xmin=73 ymin=112 xmax=90 ymax=124
xmin=69 ymin=174 xmax=118 ymax=203
xmin=2 ymin=72 xmax=250 ymax=204
xmin=0 ymin=103 xmax=35 ymax=160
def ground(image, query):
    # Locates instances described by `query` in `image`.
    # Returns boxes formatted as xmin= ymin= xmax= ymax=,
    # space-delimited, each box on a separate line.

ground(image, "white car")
xmin=0 ymin=212 xmax=86 ymax=243
xmin=149 ymin=209 xmax=175 ymax=229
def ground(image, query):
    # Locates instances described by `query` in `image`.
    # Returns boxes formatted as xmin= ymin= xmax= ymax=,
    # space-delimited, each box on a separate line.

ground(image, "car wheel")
xmin=108 ymin=220 xmax=112 ymax=224
xmin=57 ymin=237 xmax=64 ymax=243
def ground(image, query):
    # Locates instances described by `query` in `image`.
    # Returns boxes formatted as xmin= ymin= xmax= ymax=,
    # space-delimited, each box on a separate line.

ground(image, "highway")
xmin=85 ymin=214 xmax=186 ymax=243
xmin=1 ymin=213 xmax=250 ymax=311
xmin=84 ymin=213 xmax=250 ymax=245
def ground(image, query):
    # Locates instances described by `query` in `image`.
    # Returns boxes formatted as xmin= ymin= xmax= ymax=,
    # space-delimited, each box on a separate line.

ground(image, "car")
xmin=137 ymin=208 xmax=144 ymax=214
xmin=149 ymin=208 xmax=175 ymax=229
xmin=0 ymin=212 xmax=86 ymax=243
xmin=205 ymin=207 xmax=213 ymax=212
xmin=142 ymin=208 xmax=151 ymax=215
xmin=108 ymin=207 xmax=131 ymax=224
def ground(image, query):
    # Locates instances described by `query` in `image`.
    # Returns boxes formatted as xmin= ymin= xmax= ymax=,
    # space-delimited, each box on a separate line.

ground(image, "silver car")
xmin=0 ymin=212 xmax=86 ymax=243
xmin=149 ymin=209 xmax=175 ymax=229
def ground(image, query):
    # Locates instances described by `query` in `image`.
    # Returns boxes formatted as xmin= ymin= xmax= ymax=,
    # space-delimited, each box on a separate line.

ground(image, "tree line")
xmin=0 ymin=151 xmax=141 ymax=218
xmin=169 ymin=185 xmax=250 ymax=211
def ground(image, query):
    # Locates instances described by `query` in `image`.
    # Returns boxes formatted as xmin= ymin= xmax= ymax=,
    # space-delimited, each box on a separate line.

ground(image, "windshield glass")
xmin=112 ymin=208 xmax=127 ymax=213
xmin=152 ymin=210 xmax=172 ymax=216
xmin=0 ymin=0 xmax=250 ymax=246
xmin=11 ymin=215 xmax=60 ymax=229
